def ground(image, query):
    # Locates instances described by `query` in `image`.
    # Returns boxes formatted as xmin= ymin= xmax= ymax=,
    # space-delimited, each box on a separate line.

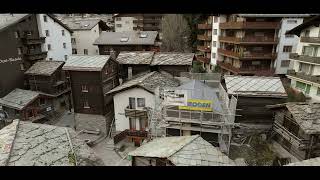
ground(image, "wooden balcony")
xmin=289 ymin=53 xmax=320 ymax=65
xmin=198 ymin=23 xmax=212 ymax=30
xmin=300 ymin=37 xmax=320 ymax=43
xmin=21 ymin=37 xmax=46 ymax=45
xmin=287 ymin=69 xmax=320 ymax=85
xmin=219 ymin=36 xmax=278 ymax=44
xmin=24 ymin=51 xmax=47 ymax=61
xmin=124 ymin=108 xmax=148 ymax=118
xmin=220 ymin=21 xmax=280 ymax=29
xmin=217 ymin=61 xmax=275 ymax=76
xmin=218 ymin=48 xmax=277 ymax=60
xmin=196 ymin=56 xmax=210 ymax=64
xmin=197 ymin=34 xmax=212 ymax=41
xmin=197 ymin=45 xmax=211 ymax=52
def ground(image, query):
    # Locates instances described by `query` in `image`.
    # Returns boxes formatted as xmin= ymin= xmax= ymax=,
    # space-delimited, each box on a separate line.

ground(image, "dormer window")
xmin=120 ymin=37 xmax=129 ymax=42
xmin=140 ymin=34 xmax=147 ymax=38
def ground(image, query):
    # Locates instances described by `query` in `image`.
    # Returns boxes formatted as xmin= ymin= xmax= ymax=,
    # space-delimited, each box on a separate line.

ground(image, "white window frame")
xmin=81 ymin=85 xmax=89 ymax=92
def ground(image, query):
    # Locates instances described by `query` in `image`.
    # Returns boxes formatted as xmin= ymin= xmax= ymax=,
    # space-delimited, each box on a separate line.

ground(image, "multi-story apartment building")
xmin=217 ymin=14 xmax=281 ymax=76
xmin=59 ymin=18 xmax=110 ymax=56
xmin=286 ymin=15 xmax=320 ymax=102
xmin=196 ymin=16 xmax=213 ymax=71
xmin=113 ymin=14 xmax=162 ymax=32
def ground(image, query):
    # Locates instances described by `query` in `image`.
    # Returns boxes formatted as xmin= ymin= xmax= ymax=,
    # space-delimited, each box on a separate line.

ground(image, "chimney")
xmin=128 ymin=67 xmax=133 ymax=80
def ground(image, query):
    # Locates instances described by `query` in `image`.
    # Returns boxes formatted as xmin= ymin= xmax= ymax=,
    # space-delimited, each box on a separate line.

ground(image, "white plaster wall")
xmin=114 ymin=17 xmax=136 ymax=32
xmin=37 ymin=14 xmax=72 ymax=61
xmin=211 ymin=16 xmax=219 ymax=66
xmin=113 ymin=88 xmax=155 ymax=132
xmin=275 ymin=18 xmax=304 ymax=74
xmin=72 ymin=24 xmax=100 ymax=55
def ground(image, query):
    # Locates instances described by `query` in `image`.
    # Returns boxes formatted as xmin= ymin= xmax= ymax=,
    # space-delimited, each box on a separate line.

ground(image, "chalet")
xmin=0 ymin=120 xmax=104 ymax=166
xmin=128 ymin=135 xmax=236 ymax=166
xmin=25 ymin=61 xmax=71 ymax=112
xmin=0 ymin=89 xmax=53 ymax=122
xmin=267 ymin=102 xmax=320 ymax=161
xmin=115 ymin=51 xmax=195 ymax=80
xmin=62 ymin=55 xmax=119 ymax=134
xmin=224 ymin=75 xmax=288 ymax=133
xmin=93 ymin=31 xmax=159 ymax=58
xmin=106 ymin=71 xmax=180 ymax=146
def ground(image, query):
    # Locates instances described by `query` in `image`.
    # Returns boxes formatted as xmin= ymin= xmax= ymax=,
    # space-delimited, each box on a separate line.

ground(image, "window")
xmin=63 ymin=43 xmax=66 ymax=49
xmin=49 ymin=58 xmax=53 ymax=60
xmin=296 ymin=81 xmax=311 ymax=94
xmin=213 ymin=29 xmax=217 ymax=35
xmin=287 ymin=20 xmax=297 ymax=24
xmin=280 ymin=60 xmax=290 ymax=67
xmin=317 ymin=87 xmax=320 ymax=96
xmin=252 ymin=61 xmax=261 ymax=65
xmin=212 ymin=53 xmax=216 ymax=58
xmin=129 ymin=118 xmax=136 ymax=130
xmin=27 ymin=31 xmax=32 ymax=36
xmin=96 ymin=49 xmax=98 ymax=53
xmin=20 ymin=63 xmax=25 ymax=71
xmin=125 ymin=21 xmax=129 ymax=24
xmin=139 ymin=118 xmax=147 ymax=130
xmin=302 ymin=46 xmax=314 ymax=56
xmin=64 ymin=55 xmax=68 ymax=60
xmin=39 ymin=98 xmax=45 ymax=105
xmin=17 ymin=47 xmax=22 ymax=55
xmin=29 ymin=45 xmax=35 ymax=50
xmin=129 ymin=97 xmax=136 ymax=109
xmin=72 ymin=49 xmax=77 ymax=54
xmin=83 ymin=98 xmax=90 ymax=108
xmin=84 ymin=49 xmax=88 ymax=55
xmin=115 ymin=17 xmax=121 ymax=21
xmin=212 ymin=41 xmax=216 ymax=47
xmin=47 ymin=44 xmax=51 ymax=51
xmin=253 ymin=47 xmax=263 ymax=51
xmin=71 ymin=38 xmax=76 ymax=44
xmin=14 ymin=31 xmax=20 ymax=38
xmin=285 ymin=34 xmax=294 ymax=38
xmin=283 ymin=46 xmax=292 ymax=53
xmin=45 ymin=30 xmax=50 ymax=36
xmin=137 ymin=98 xmax=145 ymax=107
xmin=62 ymin=30 xmax=65 ymax=36
xmin=81 ymin=85 xmax=88 ymax=92
xmin=116 ymin=24 xmax=122 ymax=27
xmin=213 ymin=16 xmax=218 ymax=23
xmin=43 ymin=15 xmax=47 ymax=22
xmin=304 ymin=30 xmax=310 ymax=37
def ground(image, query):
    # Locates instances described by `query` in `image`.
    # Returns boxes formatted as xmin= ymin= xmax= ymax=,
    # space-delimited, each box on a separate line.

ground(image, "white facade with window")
xmin=275 ymin=18 xmax=304 ymax=74
xmin=36 ymin=14 xmax=72 ymax=61
xmin=71 ymin=24 xmax=100 ymax=55
xmin=211 ymin=15 xmax=226 ymax=67
xmin=114 ymin=16 xmax=137 ymax=32
xmin=287 ymin=24 xmax=320 ymax=102
xmin=113 ymin=88 xmax=155 ymax=132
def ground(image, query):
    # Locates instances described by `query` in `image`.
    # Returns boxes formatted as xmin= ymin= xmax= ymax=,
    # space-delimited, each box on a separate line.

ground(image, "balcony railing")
xmin=218 ymin=48 xmax=277 ymax=60
xmin=300 ymin=37 xmax=320 ymax=43
xmin=24 ymin=51 xmax=47 ymax=61
xmin=124 ymin=107 xmax=148 ymax=118
xmin=217 ymin=61 xmax=275 ymax=76
xmin=198 ymin=24 xmax=212 ymax=29
xmin=219 ymin=36 xmax=278 ymax=44
xmin=197 ymin=45 xmax=211 ymax=52
xmin=196 ymin=56 xmax=211 ymax=64
xmin=287 ymin=69 xmax=320 ymax=85
xmin=21 ymin=37 xmax=46 ymax=45
xmin=197 ymin=34 xmax=212 ymax=41
xmin=113 ymin=129 xmax=148 ymax=144
xmin=289 ymin=53 xmax=320 ymax=65
xmin=220 ymin=21 xmax=280 ymax=29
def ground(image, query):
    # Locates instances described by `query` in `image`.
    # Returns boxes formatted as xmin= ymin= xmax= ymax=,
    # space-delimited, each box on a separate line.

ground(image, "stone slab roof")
xmin=107 ymin=71 xmax=180 ymax=95
xmin=62 ymin=55 xmax=110 ymax=71
xmin=0 ymin=89 xmax=40 ymax=110
xmin=151 ymin=52 xmax=195 ymax=66
xmin=93 ymin=31 xmax=158 ymax=45
xmin=0 ymin=120 xmax=104 ymax=166
xmin=59 ymin=18 xmax=101 ymax=30
xmin=25 ymin=61 xmax=64 ymax=76
xmin=286 ymin=157 xmax=320 ymax=166
xmin=0 ymin=14 xmax=29 ymax=32
xmin=116 ymin=51 xmax=155 ymax=65
xmin=128 ymin=135 xmax=235 ymax=166
xmin=224 ymin=75 xmax=287 ymax=98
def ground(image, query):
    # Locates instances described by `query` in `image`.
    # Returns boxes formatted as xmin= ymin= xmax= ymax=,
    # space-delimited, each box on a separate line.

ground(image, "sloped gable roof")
xmin=25 ymin=61 xmax=64 ymax=76
xmin=0 ymin=89 xmax=40 ymax=110
xmin=62 ymin=55 xmax=110 ymax=71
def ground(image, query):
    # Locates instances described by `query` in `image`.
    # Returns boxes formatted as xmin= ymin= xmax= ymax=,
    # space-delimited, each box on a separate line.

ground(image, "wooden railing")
xmin=197 ymin=34 xmax=212 ymax=41
xmin=24 ymin=51 xmax=47 ymax=61
xmin=289 ymin=53 xmax=320 ymax=65
xmin=220 ymin=21 xmax=280 ymax=29
xmin=218 ymin=48 xmax=277 ymax=60
xmin=287 ymin=69 xmax=320 ymax=85
xmin=21 ymin=37 xmax=46 ymax=45
xmin=197 ymin=45 xmax=211 ymax=52
xmin=196 ymin=56 xmax=210 ymax=64
xmin=300 ymin=37 xmax=320 ymax=43
xmin=113 ymin=129 xmax=148 ymax=144
xmin=218 ymin=48 xmax=240 ymax=58
xmin=198 ymin=24 xmax=212 ymax=29
xmin=219 ymin=36 xmax=278 ymax=44
xmin=124 ymin=108 xmax=148 ymax=118
xmin=217 ymin=61 xmax=275 ymax=76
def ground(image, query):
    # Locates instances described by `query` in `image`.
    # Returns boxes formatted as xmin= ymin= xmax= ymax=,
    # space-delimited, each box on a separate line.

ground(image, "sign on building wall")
xmin=179 ymin=99 xmax=213 ymax=112
xmin=163 ymin=89 xmax=188 ymax=106
xmin=0 ymin=57 xmax=22 ymax=64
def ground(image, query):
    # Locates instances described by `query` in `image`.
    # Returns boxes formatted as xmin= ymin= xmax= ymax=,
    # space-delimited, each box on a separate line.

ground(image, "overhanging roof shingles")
xmin=106 ymin=71 xmax=180 ymax=95
xmin=224 ymin=75 xmax=287 ymax=98
xmin=116 ymin=51 xmax=155 ymax=65
xmin=128 ymin=135 xmax=235 ymax=166
xmin=151 ymin=52 xmax=195 ymax=66
xmin=25 ymin=61 xmax=64 ymax=76
xmin=0 ymin=89 xmax=40 ymax=110
xmin=62 ymin=55 xmax=111 ymax=71
xmin=93 ymin=31 xmax=158 ymax=45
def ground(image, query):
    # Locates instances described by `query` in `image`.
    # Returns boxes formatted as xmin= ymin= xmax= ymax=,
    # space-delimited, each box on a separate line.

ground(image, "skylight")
xmin=120 ymin=37 xmax=129 ymax=42
xmin=140 ymin=34 xmax=147 ymax=38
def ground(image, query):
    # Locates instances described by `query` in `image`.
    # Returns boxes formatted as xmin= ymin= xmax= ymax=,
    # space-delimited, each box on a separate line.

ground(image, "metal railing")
xmin=289 ymin=53 xmax=320 ymax=65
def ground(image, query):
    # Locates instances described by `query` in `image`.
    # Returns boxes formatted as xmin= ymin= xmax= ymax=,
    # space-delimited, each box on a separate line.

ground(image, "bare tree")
xmin=161 ymin=14 xmax=191 ymax=52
